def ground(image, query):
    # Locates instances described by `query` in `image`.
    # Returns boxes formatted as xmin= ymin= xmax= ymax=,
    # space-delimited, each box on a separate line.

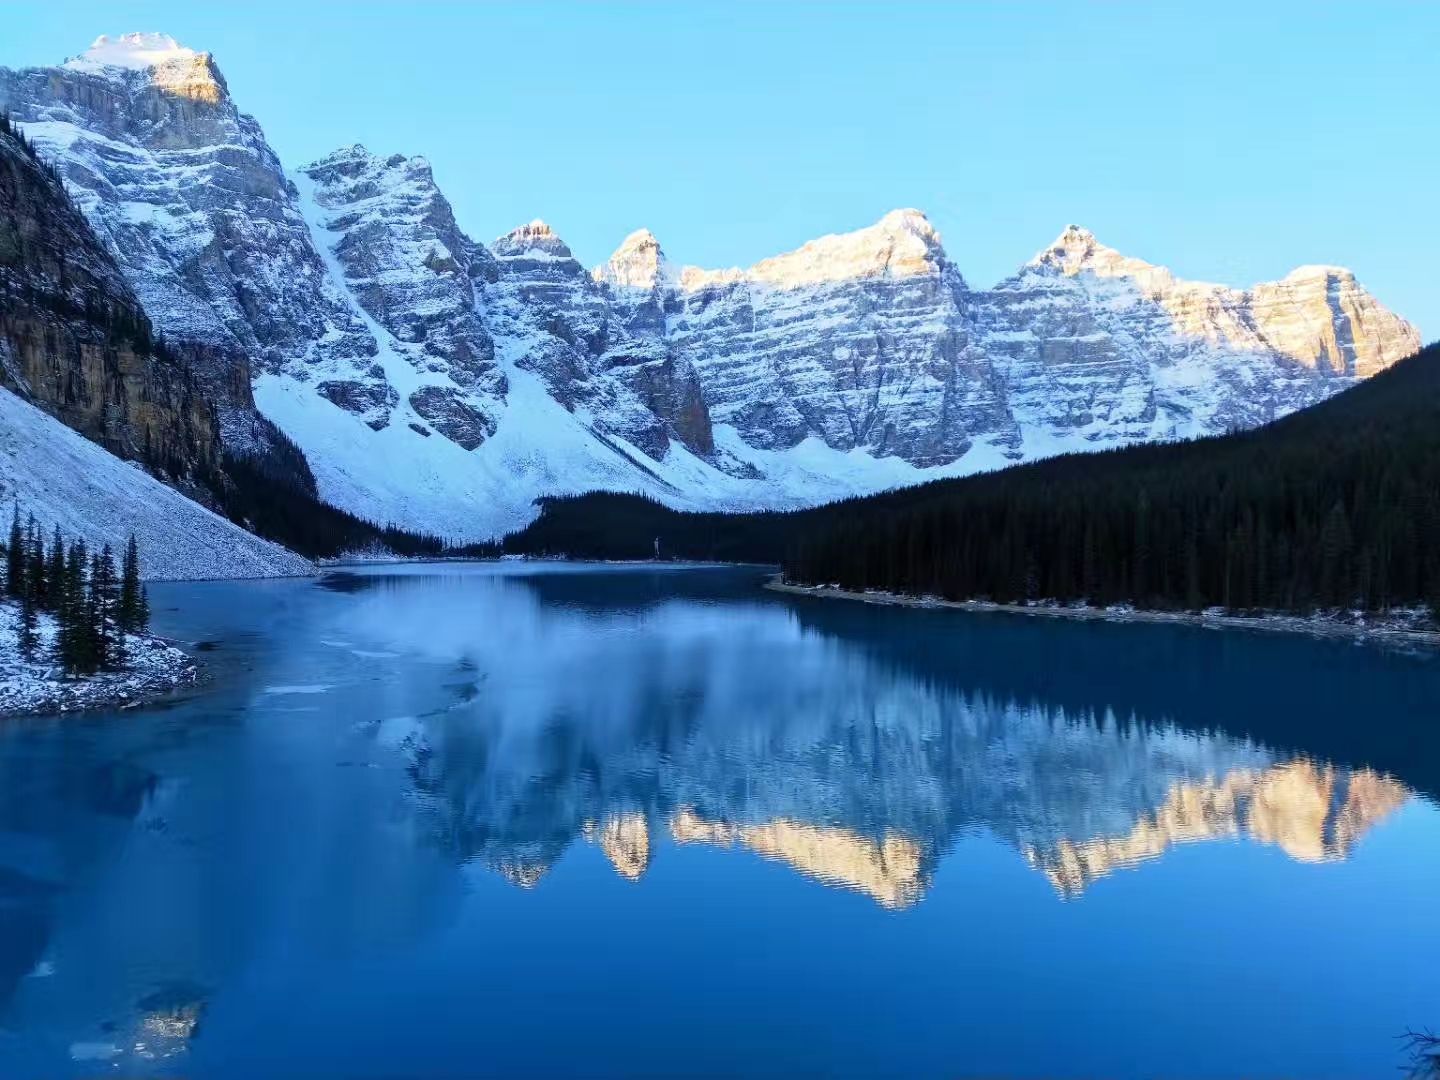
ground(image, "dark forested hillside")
xmin=787 ymin=341 xmax=1440 ymax=613
xmin=507 ymin=341 xmax=1440 ymax=616
xmin=504 ymin=491 xmax=799 ymax=563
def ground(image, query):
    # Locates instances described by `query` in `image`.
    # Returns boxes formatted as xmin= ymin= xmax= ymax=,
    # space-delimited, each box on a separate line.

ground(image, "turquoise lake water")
xmin=0 ymin=563 xmax=1436 ymax=1078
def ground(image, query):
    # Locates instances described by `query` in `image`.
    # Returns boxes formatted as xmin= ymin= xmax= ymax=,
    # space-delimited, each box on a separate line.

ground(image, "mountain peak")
xmin=1282 ymin=263 xmax=1354 ymax=283
xmin=492 ymin=219 xmax=574 ymax=261
xmin=1041 ymin=224 xmax=1100 ymax=257
xmin=731 ymin=207 xmax=949 ymax=290
xmin=879 ymin=207 xmax=937 ymax=235
xmin=300 ymin=144 xmax=433 ymax=190
xmin=1027 ymin=224 xmax=1150 ymax=279
xmin=65 ymin=32 xmax=200 ymax=72
xmin=595 ymin=228 xmax=670 ymax=291
xmin=617 ymin=227 xmax=661 ymax=253
xmin=307 ymin=143 xmax=377 ymax=167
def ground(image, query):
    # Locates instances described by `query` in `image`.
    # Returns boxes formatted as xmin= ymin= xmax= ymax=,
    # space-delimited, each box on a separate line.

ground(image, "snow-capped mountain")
xmin=0 ymin=34 xmax=1422 ymax=539
xmin=618 ymin=209 xmax=997 ymax=468
xmin=0 ymin=33 xmax=378 ymax=455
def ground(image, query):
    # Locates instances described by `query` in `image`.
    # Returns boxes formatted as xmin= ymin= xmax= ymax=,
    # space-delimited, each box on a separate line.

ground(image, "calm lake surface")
xmin=0 ymin=563 xmax=1437 ymax=1078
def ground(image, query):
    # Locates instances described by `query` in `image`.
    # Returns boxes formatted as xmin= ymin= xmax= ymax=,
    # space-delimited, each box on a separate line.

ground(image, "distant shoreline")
xmin=765 ymin=577 xmax=1440 ymax=649
xmin=323 ymin=556 xmax=774 ymax=570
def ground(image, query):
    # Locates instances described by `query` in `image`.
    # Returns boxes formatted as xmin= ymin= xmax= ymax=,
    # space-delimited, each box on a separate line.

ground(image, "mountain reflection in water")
xmin=349 ymin=568 xmax=1420 ymax=908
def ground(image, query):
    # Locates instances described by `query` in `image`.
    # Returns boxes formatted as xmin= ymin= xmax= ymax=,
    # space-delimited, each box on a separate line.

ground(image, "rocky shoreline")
xmin=0 ymin=603 xmax=202 ymax=718
xmin=765 ymin=578 xmax=1440 ymax=649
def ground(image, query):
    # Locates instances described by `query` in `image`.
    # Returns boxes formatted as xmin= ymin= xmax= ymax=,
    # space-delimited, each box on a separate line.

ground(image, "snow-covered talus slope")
xmin=0 ymin=389 xmax=311 ymax=580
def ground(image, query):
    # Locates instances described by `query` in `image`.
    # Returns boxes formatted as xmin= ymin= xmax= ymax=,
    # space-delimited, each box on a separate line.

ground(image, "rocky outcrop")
xmin=406 ymin=385 xmax=493 ymax=450
xmin=488 ymin=219 xmax=712 ymax=459
xmin=296 ymin=145 xmax=507 ymax=446
xmin=0 ymin=34 xmax=381 ymax=435
xmin=300 ymin=146 xmax=502 ymax=390
xmin=0 ymin=117 xmax=217 ymax=474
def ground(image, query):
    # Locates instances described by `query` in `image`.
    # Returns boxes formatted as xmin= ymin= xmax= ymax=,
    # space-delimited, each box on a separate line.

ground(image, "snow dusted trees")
xmin=1 ymin=507 xmax=151 ymax=675
xmin=120 ymin=534 xmax=149 ymax=636
xmin=5 ymin=507 xmax=21 ymax=601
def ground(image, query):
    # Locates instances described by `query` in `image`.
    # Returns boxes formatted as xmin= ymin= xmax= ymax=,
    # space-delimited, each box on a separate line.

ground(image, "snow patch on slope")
xmin=0 ymin=389 xmax=312 ymax=580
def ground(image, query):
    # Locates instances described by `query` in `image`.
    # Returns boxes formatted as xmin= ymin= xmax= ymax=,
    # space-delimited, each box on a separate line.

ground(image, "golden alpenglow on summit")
xmin=0 ymin=3 xmax=1435 ymax=1078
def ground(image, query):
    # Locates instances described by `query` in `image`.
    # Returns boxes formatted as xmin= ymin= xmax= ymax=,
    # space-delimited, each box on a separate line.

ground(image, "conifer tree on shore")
xmin=2 ymin=510 xmax=152 ymax=676
xmin=119 ymin=535 xmax=149 ymax=634
xmin=6 ymin=507 xmax=23 ymax=600
xmin=17 ymin=589 xmax=38 ymax=659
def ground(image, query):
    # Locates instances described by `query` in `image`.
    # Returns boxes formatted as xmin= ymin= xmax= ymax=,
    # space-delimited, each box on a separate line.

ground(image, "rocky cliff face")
xmin=0 ymin=34 xmax=1423 ymax=539
xmin=0 ymin=34 xmax=379 ymax=446
xmin=634 ymin=216 xmax=1420 ymax=468
xmin=974 ymin=226 xmax=1422 ymax=450
xmin=599 ymin=210 xmax=987 ymax=466
xmin=296 ymin=146 xmax=507 ymax=446
xmin=488 ymin=217 xmax=711 ymax=458
xmin=0 ymin=117 xmax=217 ymax=475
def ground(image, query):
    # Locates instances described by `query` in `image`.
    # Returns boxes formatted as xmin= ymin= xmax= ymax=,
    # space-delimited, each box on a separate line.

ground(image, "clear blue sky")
xmin=3 ymin=2 xmax=1435 ymax=336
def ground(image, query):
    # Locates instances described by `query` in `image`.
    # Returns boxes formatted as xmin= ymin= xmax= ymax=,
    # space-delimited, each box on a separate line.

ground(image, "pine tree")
xmin=86 ymin=548 xmax=116 ymax=671
xmin=47 ymin=526 xmax=65 ymax=611
xmin=59 ymin=540 xmax=92 ymax=675
xmin=6 ymin=505 xmax=23 ymax=599
xmin=17 ymin=589 xmax=38 ymax=659
xmin=119 ymin=534 xmax=148 ymax=634
xmin=25 ymin=518 xmax=46 ymax=610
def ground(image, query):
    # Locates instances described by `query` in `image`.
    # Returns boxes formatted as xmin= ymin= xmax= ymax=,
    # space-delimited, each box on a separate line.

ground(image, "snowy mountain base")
xmin=0 ymin=601 xmax=198 ymax=717
xmin=0 ymin=389 xmax=313 ymax=580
